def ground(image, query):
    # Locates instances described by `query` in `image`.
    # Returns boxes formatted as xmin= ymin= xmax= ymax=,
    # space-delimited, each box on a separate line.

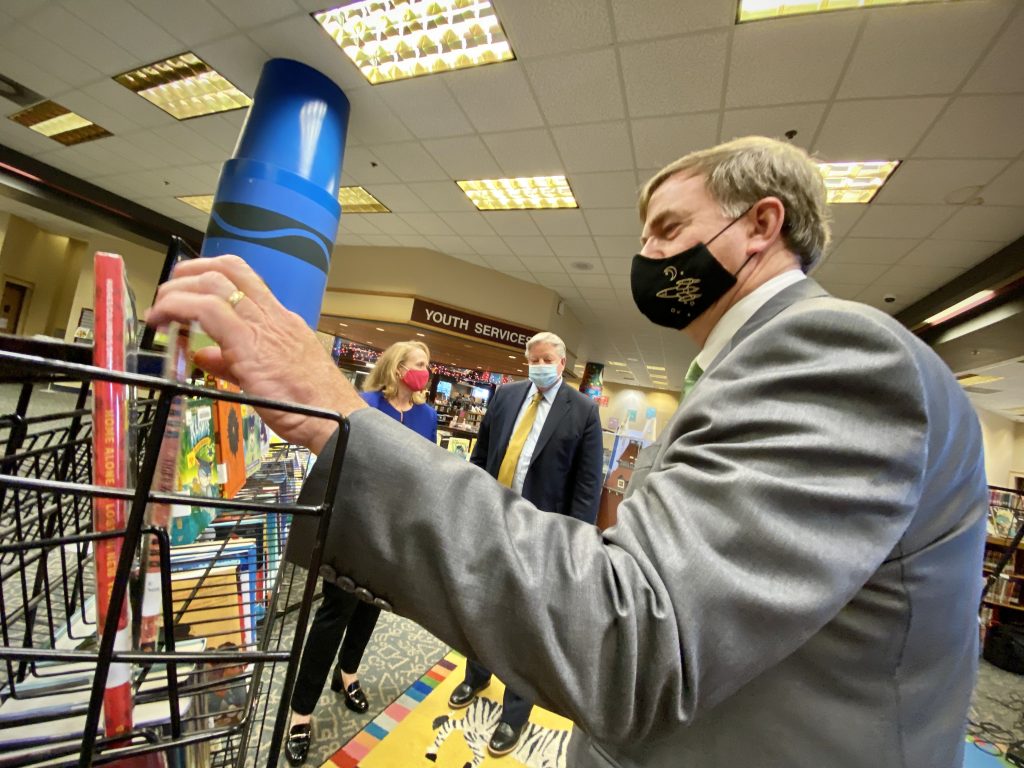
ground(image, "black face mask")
xmin=630 ymin=208 xmax=757 ymax=330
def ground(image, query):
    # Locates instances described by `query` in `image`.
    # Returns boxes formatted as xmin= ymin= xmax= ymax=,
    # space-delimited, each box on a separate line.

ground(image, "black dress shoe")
xmin=330 ymin=667 xmax=370 ymax=713
xmin=284 ymin=723 xmax=311 ymax=766
xmin=487 ymin=722 xmax=524 ymax=757
xmin=448 ymin=680 xmax=489 ymax=709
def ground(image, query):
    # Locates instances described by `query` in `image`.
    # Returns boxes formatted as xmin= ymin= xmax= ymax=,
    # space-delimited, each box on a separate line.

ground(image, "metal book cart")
xmin=0 ymin=336 xmax=349 ymax=768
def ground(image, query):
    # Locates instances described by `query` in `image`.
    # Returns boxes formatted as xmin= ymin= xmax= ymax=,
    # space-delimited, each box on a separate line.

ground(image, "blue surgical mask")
xmin=528 ymin=364 xmax=560 ymax=390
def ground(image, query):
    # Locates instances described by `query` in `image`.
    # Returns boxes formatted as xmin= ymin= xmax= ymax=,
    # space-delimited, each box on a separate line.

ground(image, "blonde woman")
xmin=286 ymin=341 xmax=437 ymax=765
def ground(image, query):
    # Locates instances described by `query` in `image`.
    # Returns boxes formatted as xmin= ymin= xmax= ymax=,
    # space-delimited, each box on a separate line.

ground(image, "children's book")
xmin=211 ymin=377 xmax=246 ymax=499
xmin=173 ymin=398 xmax=222 ymax=544
xmin=447 ymin=437 xmax=471 ymax=460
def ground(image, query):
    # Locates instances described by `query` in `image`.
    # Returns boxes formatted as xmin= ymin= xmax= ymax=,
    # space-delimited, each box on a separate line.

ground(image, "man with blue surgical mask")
xmin=446 ymin=331 xmax=604 ymax=757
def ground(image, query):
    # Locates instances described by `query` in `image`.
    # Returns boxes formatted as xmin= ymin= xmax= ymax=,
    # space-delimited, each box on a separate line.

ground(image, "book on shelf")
xmin=173 ymin=397 xmax=222 ymax=545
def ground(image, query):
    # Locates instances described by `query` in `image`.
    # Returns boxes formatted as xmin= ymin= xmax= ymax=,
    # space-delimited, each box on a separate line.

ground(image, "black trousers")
xmin=462 ymin=657 xmax=532 ymax=731
xmin=291 ymin=580 xmax=382 ymax=715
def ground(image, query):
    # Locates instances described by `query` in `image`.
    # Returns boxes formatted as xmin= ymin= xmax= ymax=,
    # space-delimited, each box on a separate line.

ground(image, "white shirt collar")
xmin=695 ymin=270 xmax=806 ymax=371
xmin=529 ymin=377 xmax=562 ymax=403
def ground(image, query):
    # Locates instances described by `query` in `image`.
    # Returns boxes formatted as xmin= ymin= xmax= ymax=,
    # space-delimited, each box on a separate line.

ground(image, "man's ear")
xmin=748 ymin=196 xmax=785 ymax=254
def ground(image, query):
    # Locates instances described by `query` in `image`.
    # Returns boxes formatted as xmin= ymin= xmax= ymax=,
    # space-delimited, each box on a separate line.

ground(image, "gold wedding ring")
xmin=226 ymin=289 xmax=246 ymax=308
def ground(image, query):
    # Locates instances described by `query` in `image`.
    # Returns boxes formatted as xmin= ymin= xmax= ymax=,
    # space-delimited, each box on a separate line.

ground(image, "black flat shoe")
xmin=487 ymin=722 xmax=524 ymax=757
xmin=448 ymin=680 xmax=489 ymax=709
xmin=331 ymin=665 xmax=370 ymax=713
xmin=284 ymin=723 xmax=311 ymax=766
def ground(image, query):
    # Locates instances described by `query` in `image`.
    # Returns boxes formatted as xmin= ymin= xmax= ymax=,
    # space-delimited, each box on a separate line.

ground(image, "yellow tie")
xmin=682 ymin=359 xmax=704 ymax=398
xmin=497 ymin=392 xmax=543 ymax=488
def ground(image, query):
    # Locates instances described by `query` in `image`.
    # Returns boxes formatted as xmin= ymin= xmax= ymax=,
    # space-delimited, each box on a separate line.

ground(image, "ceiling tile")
xmin=811 ymin=262 xmax=885 ymax=287
xmin=54 ymin=89 xmax=143 ymax=136
xmin=981 ymin=162 xmax=1024 ymax=207
xmin=727 ymin=13 xmax=860 ymax=108
xmin=438 ymin=212 xmax=496 ymax=237
xmin=620 ymin=31 xmax=729 ymax=117
xmin=446 ymin=62 xmax=545 ymax=133
xmin=335 ymin=234 xmax=366 ymax=246
xmin=390 ymin=235 xmax=431 ymax=248
xmin=518 ymin=256 xmax=565 ymax=273
xmin=24 ymin=4 xmax=140 ymax=75
xmin=422 ymin=136 xmax=502 ymax=179
xmin=0 ymin=20 xmax=102 ymax=89
xmin=631 ymin=113 xmax=720 ymax=169
xmin=915 ymin=95 xmax=1024 ymax=159
xmin=376 ymin=78 xmax=475 ymax=139
xmin=337 ymin=215 xmax=380 ymax=235
xmin=495 ymin=0 xmax=614 ymax=59
xmin=720 ymin=103 xmax=827 ymax=149
xmin=569 ymin=171 xmax=640 ymax=209
xmin=129 ymin=0 xmax=236 ymax=47
xmin=874 ymin=262 xmax=964 ymax=291
xmin=247 ymin=14 xmax=368 ymax=93
xmin=531 ymin=272 xmax=576 ymax=289
xmin=342 ymin=147 xmax=400 ymax=185
xmin=407 ymin=181 xmax=477 ymax=212
xmin=820 ymin=282 xmax=864 ymax=301
xmin=825 ymin=237 xmax=918 ymax=267
xmin=483 ymin=212 xmax=541 ymax=237
xmin=362 ymin=234 xmax=400 ymax=247
xmin=362 ymin=184 xmax=429 ymax=213
xmin=610 ymin=0 xmax=734 ymax=41
xmin=571 ymin=273 xmax=613 ymax=289
xmin=119 ymin=131 xmax=201 ymax=169
xmin=63 ymin=0 xmax=182 ymax=63
xmin=827 ymin=204 xmax=867 ymax=240
xmin=546 ymin=236 xmax=598 ymax=259
xmin=0 ymin=38 xmax=71 ymax=96
xmin=530 ymin=210 xmax=589 ymax=237
xmin=342 ymin=88 xmax=413 ymax=145
xmin=551 ymin=122 xmax=634 ymax=173
xmin=602 ymin=257 xmax=633 ymax=275
xmin=483 ymin=129 xmax=565 ymax=177
xmin=481 ymin=253 xmax=526 ymax=271
xmin=837 ymin=1 xmax=1012 ymax=99
xmin=464 ymin=236 xmax=513 ymax=256
xmin=371 ymin=142 xmax=448 ymax=182
xmin=365 ymin=213 xmax=417 ymax=236
xmin=209 ymin=0 xmax=299 ymax=28
xmin=584 ymin=208 xmax=641 ymax=237
xmin=963 ymin=9 xmax=1024 ymax=94
xmin=451 ymin=252 xmax=489 ymax=267
xmin=899 ymin=239 xmax=999 ymax=269
xmin=525 ymin=49 xmax=625 ymax=126
xmin=874 ymin=159 xmax=1008 ymax=206
xmin=850 ymin=205 xmax=955 ymax=239
xmin=595 ymin=236 xmax=641 ymax=259
xmin=193 ymin=33 xmax=270 ymax=97
xmin=813 ymin=97 xmax=948 ymax=159
xmin=502 ymin=236 xmax=555 ymax=256
xmin=397 ymin=212 xmax=456 ymax=236
xmin=929 ymin=206 xmax=1024 ymax=243
xmin=427 ymin=235 xmax=472 ymax=254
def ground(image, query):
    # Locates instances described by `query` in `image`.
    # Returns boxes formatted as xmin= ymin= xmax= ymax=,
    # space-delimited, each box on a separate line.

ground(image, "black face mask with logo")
xmin=630 ymin=207 xmax=758 ymax=330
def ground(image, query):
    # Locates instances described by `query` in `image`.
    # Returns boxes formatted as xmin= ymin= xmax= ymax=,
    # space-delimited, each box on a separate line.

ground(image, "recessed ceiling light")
xmin=177 ymin=195 xmax=214 ymax=213
xmin=647 ymin=365 xmax=666 ymax=371
xmin=8 ymin=100 xmax=111 ymax=145
xmin=114 ymin=52 xmax=251 ymax=120
xmin=314 ymin=0 xmax=515 ymax=85
xmin=457 ymin=176 xmax=578 ymax=211
xmin=818 ymin=161 xmax=900 ymax=204
xmin=923 ymin=290 xmax=995 ymax=326
xmin=416 ymin=332 xmax=425 ymax=337
xmin=607 ymin=360 xmax=626 ymax=366
xmin=375 ymin=327 xmax=385 ymax=332
xmin=627 ymin=358 xmax=638 ymax=362
xmin=338 ymin=185 xmax=389 ymax=213
xmin=956 ymin=374 xmax=1004 ymax=388
xmin=339 ymin=322 xmax=348 ymax=327
xmin=508 ymin=355 xmax=516 ymax=359
xmin=738 ymin=0 xmax=961 ymax=23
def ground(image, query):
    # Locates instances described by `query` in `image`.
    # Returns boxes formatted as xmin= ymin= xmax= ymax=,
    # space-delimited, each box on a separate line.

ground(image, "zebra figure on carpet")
xmin=424 ymin=695 xmax=569 ymax=768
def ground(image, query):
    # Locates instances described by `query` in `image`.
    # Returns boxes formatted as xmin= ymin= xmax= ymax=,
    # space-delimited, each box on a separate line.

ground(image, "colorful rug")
xmin=323 ymin=651 xmax=573 ymax=768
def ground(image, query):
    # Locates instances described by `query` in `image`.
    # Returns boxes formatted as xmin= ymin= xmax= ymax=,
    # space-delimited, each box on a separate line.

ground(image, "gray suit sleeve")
xmin=314 ymin=304 xmax=930 ymax=745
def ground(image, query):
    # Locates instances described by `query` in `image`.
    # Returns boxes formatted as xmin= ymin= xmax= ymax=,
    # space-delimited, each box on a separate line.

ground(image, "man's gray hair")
xmin=639 ymin=136 xmax=832 ymax=272
xmin=526 ymin=331 xmax=566 ymax=359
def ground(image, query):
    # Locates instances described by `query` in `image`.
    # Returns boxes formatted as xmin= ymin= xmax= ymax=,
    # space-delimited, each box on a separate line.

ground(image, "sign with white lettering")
xmin=411 ymin=299 xmax=537 ymax=350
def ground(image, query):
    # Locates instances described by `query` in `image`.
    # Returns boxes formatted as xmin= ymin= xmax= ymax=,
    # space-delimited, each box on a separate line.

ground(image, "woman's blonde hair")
xmin=363 ymin=340 xmax=431 ymax=405
xmin=638 ymin=136 xmax=832 ymax=272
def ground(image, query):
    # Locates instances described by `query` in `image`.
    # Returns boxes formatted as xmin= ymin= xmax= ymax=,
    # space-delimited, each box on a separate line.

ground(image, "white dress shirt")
xmin=695 ymin=270 xmax=806 ymax=371
xmin=508 ymin=378 xmax=562 ymax=494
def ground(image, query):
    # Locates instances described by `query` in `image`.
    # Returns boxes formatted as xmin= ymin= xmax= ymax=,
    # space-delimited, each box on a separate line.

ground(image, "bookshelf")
xmin=980 ymin=487 xmax=1024 ymax=644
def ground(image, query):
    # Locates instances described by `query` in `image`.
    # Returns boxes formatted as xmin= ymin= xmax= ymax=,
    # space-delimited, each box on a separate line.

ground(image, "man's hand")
xmin=145 ymin=255 xmax=366 ymax=452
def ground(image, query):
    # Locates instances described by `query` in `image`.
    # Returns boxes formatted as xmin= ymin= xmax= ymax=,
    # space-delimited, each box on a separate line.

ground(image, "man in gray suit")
xmin=148 ymin=136 xmax=987 ymax=768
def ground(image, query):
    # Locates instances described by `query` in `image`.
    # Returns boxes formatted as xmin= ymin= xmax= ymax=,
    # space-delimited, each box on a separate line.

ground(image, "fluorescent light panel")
xmin=8 ymin=100 xmax=111 ymax=145
xmin=457 ymin=176 xmax=578 ymax=211
xmin=339 ymin=186 xmax=390 ymax=213
xmin=606 ymin=360 xmax=626 ymax=366
xmin=738 ymin=0 xmax=963 ymax=23
xmin=177 ymin=195 xmax=214 ymax=213
xmin=956 ymin=374 xmax=1004 ymax=388
xmin=114 ymin=53 xmax=251 ymax=120
xmin=314 ymin=0 xmax=515 ymax=85
xmin=819 ymin=160 xmax=899 ymax=204
xmin=647 ymin=365 xmax=666 ymax=371
xmin=923 ymin=290 xmax=995 ymax=326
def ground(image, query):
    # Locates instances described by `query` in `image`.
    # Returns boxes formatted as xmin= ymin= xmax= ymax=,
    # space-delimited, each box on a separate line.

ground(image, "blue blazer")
xmin=470 ymin=379 xmax=604 ymax=523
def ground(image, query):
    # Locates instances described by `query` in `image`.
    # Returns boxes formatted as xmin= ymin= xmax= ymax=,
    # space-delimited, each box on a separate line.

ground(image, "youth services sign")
xmin=411 ymin=299 xmax=537 ymax=349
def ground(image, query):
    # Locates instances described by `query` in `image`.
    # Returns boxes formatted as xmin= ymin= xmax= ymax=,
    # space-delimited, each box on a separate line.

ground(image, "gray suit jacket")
xmin=304 ymin=279 xmax=987 ymax=767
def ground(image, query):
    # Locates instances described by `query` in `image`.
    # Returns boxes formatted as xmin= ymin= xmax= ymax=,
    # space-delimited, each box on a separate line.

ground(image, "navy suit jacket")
xmin=470 ymin=379 xmax=604 ymax=524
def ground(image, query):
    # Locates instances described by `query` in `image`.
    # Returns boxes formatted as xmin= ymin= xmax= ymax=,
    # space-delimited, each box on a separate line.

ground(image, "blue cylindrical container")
xmin=201 ymin=58 xmax=349 ymax=327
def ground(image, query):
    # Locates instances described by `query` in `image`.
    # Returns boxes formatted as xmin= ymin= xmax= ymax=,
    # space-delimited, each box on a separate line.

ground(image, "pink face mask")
xmin=401 ymin=368 xmax=430 ymax=391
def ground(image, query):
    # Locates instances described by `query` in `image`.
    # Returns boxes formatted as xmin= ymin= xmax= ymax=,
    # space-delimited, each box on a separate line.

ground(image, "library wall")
xmin=597 ymin=381 xmax=681 ymax=436
xmin=0 ymin=212 xmax=8 ymax=254
xmin=975 ymin=404 xmax=1024 ymax=487
xmin=0 ymin=214 xmax=83 ymax=337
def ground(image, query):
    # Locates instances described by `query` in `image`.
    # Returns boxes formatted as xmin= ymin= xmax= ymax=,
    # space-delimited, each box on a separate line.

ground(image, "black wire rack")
xmin=0 ymin=336 xmax=349 ymax=768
